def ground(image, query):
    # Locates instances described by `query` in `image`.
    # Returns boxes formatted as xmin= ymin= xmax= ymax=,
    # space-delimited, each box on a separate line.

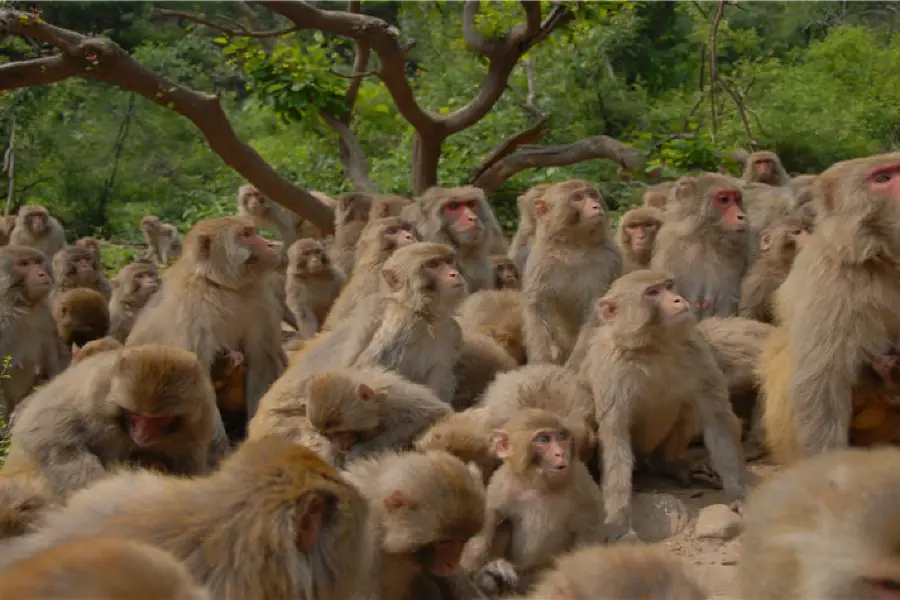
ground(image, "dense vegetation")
xmin=2 ymin=1 xmax=899 ymax=241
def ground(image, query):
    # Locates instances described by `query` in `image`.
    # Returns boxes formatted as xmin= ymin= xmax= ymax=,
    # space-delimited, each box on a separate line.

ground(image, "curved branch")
xmin=153 ymin=8 xmax=298 ymax=39
xmin=469 ymin=105 xmax=548 ymax=184
xmin=321 ymin=111 xmax=376 ymax=193
xmin=462 ymin=1 xmax=499 ymax=56
xmin=0 ymin=9 xmax=335 ymax=233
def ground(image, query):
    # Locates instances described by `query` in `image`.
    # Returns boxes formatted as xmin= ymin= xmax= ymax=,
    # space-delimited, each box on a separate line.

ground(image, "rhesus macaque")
xmin=370 ymin=194 xmax=413 ymax=220
xmin=52 ymin=287 xmax=110 ymax=348
xmin=0 ymin=465 xmax=56 ymax=540
xmin=641 ymin=181 xmax=675 ymax=210
xmin=451 ymin=330 xmax=518 ymax=411
xmin=303 ymin=368 xmax=452 ymax=461
xmin=456 ymin=289 xmax=526 ymax=364
xmin=139 ymin=215 xmax=182 ymax=266
xmin=330 ymin=192 xmax=374 ymax=276
xmin=0 ymin=214 xmax=15 ymax=246
xmin=0 ymin=246 xmax=62 ymax=418
xmin=236 ymin=183 xmax=305 ymax=247
xmin=758 ymin=153 xmax=900 ymax=463
xmin=291 ymin=242 xmax=465 ymax=403
xmin=742 ymin=150 xmax=791 ymax=186
xmin=616 ymin=206 xmax=664 ymax=273
xmin=741 ymin=183 xmax=801 ymax=251
xmin=126 ymin=217 xmax=288 ymax=419
xmin=2 ymin=345 xmax=218 ymax=500
xmin=9 ymin=205 xmax=65 ymax=260
xmin=651 ymin=173 xmax=751 ymax=320
xmin=108 ymin=261 xmax=159 ymax=342
xmin=788 ymin=173 xmax=817 ymax=207
xmin=285 ymin=238 xmax=345 ymax=338
xmin=518 ymin=543 xmax=707 ymax=600
xmin=71 ymin=336 xmax=122 ymax=364
xmin=740 ymin=447 xmax=900 ymax=600
xmin=0 ymin=437 xmax=374 ymax=600
xmin=50 ymin=244 xmax=111 ymax=300
xmin=507 ymin=184 xmax=549 ymax=272
xmin=343 ymin=449 xmax=485 ymax=600
xmin=414 ymin=411 xmax=501 ymax=485
xmin=581 ymin=270 xmax=747 ymax=539
xmin=267 ymin=241 xmax=301 ymax=331
xmin=523 ymin=179 xmax=622 ymax=364
xmin=74 ymin=236 xmax=101 ymax=267
xmin=461 ymin=409 xmax=608 ymax=596
xmin=323 ymin=216 xmax=418 ymax=330
xmin=413 ymin=186 xmax=498 ymax=293
xmin=697 ymin=316 xmax=776 ymax=402
xmin=490 ymin=255 xmax=520 ymax=290
xmin=209 ymin=348 xmax=247 ymax=443
xmin=738 ymin=219 xmax=809 ymax=323
xmin=0 ymin=538 xmax=212 ymax=600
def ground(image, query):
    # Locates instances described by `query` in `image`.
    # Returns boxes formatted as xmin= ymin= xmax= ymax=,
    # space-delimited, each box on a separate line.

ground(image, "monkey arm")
xmin=460 ymin=506 xmax=511 ymax=571
xmin=595 ymin=394 xmax=636 ymax=536
xmin=244 ymin=342 xmax=288 ymax=420
xmin=522 ymin=292 xmax=562 ymax=363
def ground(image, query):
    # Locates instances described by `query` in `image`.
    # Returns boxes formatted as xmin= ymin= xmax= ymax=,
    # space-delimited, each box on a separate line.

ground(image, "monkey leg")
xmin=645 ymin=402 xmax=721 ymax=488
xmin=758 ymin=328 xmax=800 ymax=464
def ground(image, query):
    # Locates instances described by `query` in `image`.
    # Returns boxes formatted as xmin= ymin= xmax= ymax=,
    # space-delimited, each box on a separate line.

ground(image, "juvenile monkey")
xmin=9 ymin=205 xmax=65 ymax=260
xmin=742 ymin=150 xmax=791 ymax=186
xmin=414 ymin=411 xmax=501 ymax=485
xmin=651 ymin=173 xmax=751 ymax=319
xmin=1 ymin=437 xmax=374 ymax=600
xmin=126 ymin=216 xmax=288 ymax=419
xmin=291 ymin=242 xmax=465 ymax=403
xmin=0 ymin=538 xmax=212 ymax=600
xmin=108 ymin=261 xmax=160 ymax=342
xmin=70 ymin=336 xmax=122 ymax=364
xmin=52 ymin=287 xmax=110 ymax=348
xmin=507 ymin=184 xmax=549 ymax=272
xmin=140 ymin=215 xmax=182 ymax=266
xmin=51 ymin=245 xmax=111 ymax=300
xmin=456 ymin=288 xmax=526 ymax=364
xmin=581 ymin=270 xmax=747 ymax=539
xmin=2 ymin=345 xmax=218 ymax=499
xmin=740 ymin=447 xmax=900 ymax=600
xmin=523 ymin=179 xmax=622 ymax=364
xmin=74 ymin=236 xmax=101 ymax=264
xmin=641 ymin=181 xmax=675 ymax=210
xmin=491 ymin=255 xmax=520 ymax=290
xmin=759 ymin=153 xmax=900 ymax=463
xmin=462 ymin=409 xmax=608 ymax=596
xmin=285 ymin=238 xmax=345 ymax=338
xmin=343 ymin=449 xmax=485 ymax=600
xmin=617 ymin=206 xmax=663 ymax=273
xmin=738 ymin=219 xmax=809 ymax=323
xmin=323 ymin=216 xmax=418 ymax=330
xmin=236 ymin=183 xmax=305 ymax=247
xmin=0 ymin=214 xmax=15 ymax=246
xmin=330 ymin=192 xmax=374 ymax=276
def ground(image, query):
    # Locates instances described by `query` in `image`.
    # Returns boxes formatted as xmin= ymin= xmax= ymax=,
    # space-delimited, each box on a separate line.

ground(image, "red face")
xmin=17 ymin=254 xmax=51 ymax=300
xmin=128 ymin=412 xmax=175 ymax=447
xmin=534 ymin=428 xmax=571 ymax=473
xmin=384 ymin=224 xmax=416 ymax=248
xmin=712 ymin=188 xmax=747 ymax=232
xmin=867 ymin=164 xmax=900 ymax=200
xmin=625 ymin=221 xmax=658 ymax=252
xmin=755 ymin=158 xmax=774 ymax=175
xmin=442 ymin=199 xmax=479 ymax=233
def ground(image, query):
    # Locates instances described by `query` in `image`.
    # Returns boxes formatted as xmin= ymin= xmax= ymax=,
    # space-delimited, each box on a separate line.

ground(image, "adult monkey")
xmin=139 ymin=216 xmax=182 ymax=266
xmin=127 ymin=217 xmax=287 ymax=420
xmin=742 ymin=150 xmax=791 ymax=186
xmin=237 ymin=183 xmax=321 ymax=247
xmin=9 ymin=205 xmax=65 ymax=260
xmin=758 ymin=153 xmax=900 ymax=463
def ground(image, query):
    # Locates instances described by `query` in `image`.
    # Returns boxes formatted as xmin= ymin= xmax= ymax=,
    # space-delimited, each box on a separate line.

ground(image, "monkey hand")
xmin=473 ymin=559 xmax=518 ymax=597
xmin=548 ymin=342 xmax=562 ymax=363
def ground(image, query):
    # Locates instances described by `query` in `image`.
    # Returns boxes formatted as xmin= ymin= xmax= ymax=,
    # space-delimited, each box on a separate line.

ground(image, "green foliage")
xmin=99 ymin=243 xmax=140 ymax=278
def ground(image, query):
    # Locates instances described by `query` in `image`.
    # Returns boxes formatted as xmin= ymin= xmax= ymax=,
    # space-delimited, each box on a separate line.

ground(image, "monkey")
xmin=0 ymin=537 xmax=212 ymax=600
xmin=741 ymin=183 xmax=802 ymax=254
xmin=580 ymin=270 xmax=748 ymax=539
xmin=50 ymin=244 xmax=112 ymax=301
xmin=413 ymin=186 xmax=499 ymax=293
xmin=456 ymin=288 xmax=526 ymax=364
xmin=757 ymin=153 xmax=900 ymax=463
xmin=236 ymin=183 xmax=307 ymax=248
xmin=740 ymin=447 xmax=900 ymax=600
xmin=490 ymin=255 xmax=520 ymax=290
xmin=523 ymin=179 xmax=622 ymax=364
xmin=0 ymin=466 xmax=56 ymax=540
xmin=303 ymin=367 xmax=453 ymax=462
xmin=343 ymin=449 xmax=485 ymax=600
xmin=461 ymin=409 xmax=608 ymax=596
xmin=451 ymin=329 xmax=518 ymax=411
xmin=107 ymin=261 xmax=160 ymax=342
xmin=0 ymin=436 xmax=374 ymax=600
xmin=322 ymin=216 xmax=418 ymax=330
xmin=1 ymin=345 xmax=218 ymax=500
xmin=139 ymin=216 xmax=182 ymax=266
xmin=285 ymin=238 xmax=345 ymax=339
xmin=516 ymin=543 xmax=707 ymax=600
xmin=651 ymin=173 xmax=751 ymax=320
xmin=414 ymin=411 xmax=501 ymax=485
xmin=9 ymin=205 xmax=65 ymax=260
xmin=70 ymin=336 xmax=123 ymax=364
xmin=0 ymin=245 xmax=63 ymax=418
xmin=52 ymin=287 xmax=110 ymax=349
xmin=126 ymin=217 xmax=288 ymax=420
xmin=266 ymin=240 xmax=302 ymax=331
xmin=641 ymin=181 xmax=675 ymax=210
xmin=616 ymin=206 xmax=664 ymax=273
xmin=370 ymin=193 xmax=413 ymax=220
xmin=738 ymin=218 xmax=809 ymax=323
xmin=0 ymin=214 xmax=15 ymax=246
xmin=209 ymin=348 xmax=248 ymax=443
xmin=330 ymin=192 xmax=374 ymax=276
xmin=697 ymin=316 xmax=776 ymax=403
xmin=290 ymin=242 xmax=465 ymax=403
xmin=741 ymin=150 xmax=791 ymax=186
xmin=74 ymin=235 xmax=102 ymax=263
xmin=788 ymin=173 xmax=817 ymax=208
xmin=507 ymin=184 xmax=549 ymax=272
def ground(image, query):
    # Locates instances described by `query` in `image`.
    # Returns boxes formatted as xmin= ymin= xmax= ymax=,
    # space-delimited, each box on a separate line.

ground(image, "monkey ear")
xmin=382 ymin=267 xmax=401 ymax=291
xmin=383 ymin=490 xmax=414 ymax=512
xmin=195 ymin=234 xmax=213 ymax=260
xmin=294 ymin=490 xmax=332 ymax=553
xmin=490 ymin=430 xmax=511 ymax=460
xmin=599 ymin=299 xmax=617 ymax=322
xmin=356 ymin=383 xmax=377 ymax=401
xmin=534 ymin=200 xmax=549 ymax=218
xmin=759 ymin=232 xmax=773 ymax=251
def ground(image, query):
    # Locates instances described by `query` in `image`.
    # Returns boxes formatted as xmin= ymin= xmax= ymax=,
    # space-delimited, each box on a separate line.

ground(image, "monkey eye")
xmin=871 ymin=169 xmax=897 ymax=184
xmin=424 ymin=258 xmax=442 ymax=269
xmin=645 ymin=286 xmax=661 ymax=297
xmin=664 ymin=280 xmax=675 ymax=290
xmin=385 ymin=226 xmax=399 ymax=235
xmin=535 ymin=433 xmax=551 ymax=443
xmin=557 ymin=430 xmax=570 ymax=441
xmin=446 ymin=202 xmax=460 ymax=211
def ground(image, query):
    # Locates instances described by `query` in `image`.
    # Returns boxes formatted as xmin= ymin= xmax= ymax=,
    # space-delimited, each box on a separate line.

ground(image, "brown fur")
xmin=617 ymin=206 xmax=664 ymax=273
xmin=414 ymin=411 xmax=500 ymax=485
xmin=741 ymin=150 xmax=791 ymax=186
xmin=523 ymin=179 xmax=622 ymax=363
xmin=698 ymin=316 xmax=775 ymax=398
xmin=490 ymin=255 xmax=520 ymax=290
xmin=236 ymin=184 xmax=308 ymax=247
xmin=74 ymin=236 xmax=101 ymax=264
xmin=285 ymin=238 xmax=345 ymax=339
xmin=51 ymin=245 xmax=111 ymax=300
xmin=507 ymin=184 xmax=549 ymax=272
xmin=0 ymin=467 xmax=56 ymax=540
xmin=330 ymin=192 xmax=374 ymax=276
xmin=370 ymin=194 xmax=413 ymax=220
xmin=52 ymin=287 xmax=110 ymax=348
xmin=456 ymin=289 xmax=526 ymax=365
xmin=140 ymin=216 xmax=182 ymax=266
xmin=738 ymin=219 xmax=808 ymax=323
xmin=0 ymin=215 xmax=15 ymax=246
xmin=642 ymin=181 xmax=675 ymax=210
xmin=108 ymin=262 xmax=159 ymax=342
xmin=9 ymin=205 xmax=65 ymax=260
xmin=71 ymin=336 xmax=123 ymax=364
xmin=451 ymin=329 xmax=518 ymax=411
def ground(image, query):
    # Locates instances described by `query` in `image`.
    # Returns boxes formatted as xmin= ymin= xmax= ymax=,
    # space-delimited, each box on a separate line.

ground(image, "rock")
xmin=695 ymin=504 xmax=742 ymax=540
xmin=631 ymin=493 xmax=691 ymax=541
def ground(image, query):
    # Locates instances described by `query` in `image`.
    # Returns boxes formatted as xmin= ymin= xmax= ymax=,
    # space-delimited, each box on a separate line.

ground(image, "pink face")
xmin=625 ymin=221 xmax=658 ymax=251
xmin=534 ymin=428 xmax=571 ymax=473
xmin=867 ymin=164 xmax=900 ymax=200
xmin=755 ymin=158 xmax=774 ymax=175
xmin=236 ymin=224 xmax=278 ymax=263
xmin=442 ymin=199 xmax=479 ymax=233
xmin=128 ymin=412 xmax=175 ymax=447
xmin=712 ymin=188 xmax=747 ymax=232
xmin=427 ymin=540 xmax=466 ymax=576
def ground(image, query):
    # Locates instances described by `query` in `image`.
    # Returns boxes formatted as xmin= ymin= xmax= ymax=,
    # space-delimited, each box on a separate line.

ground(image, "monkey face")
xmin=492 ymin=259 xmax=520 ymax=289
xmin=711 ymin=188 xmax=748 ymax=234
xmin=231 ymin=223 xmax=281 ymax=271
xmin=27 ymin=212 xmax=48 ymax=234
xmin=135 ymin=271 xmax=160 ymax=296
xmin=383 ymin=224 xmax=416 ymax=250
xmin=531 ymin=427 xmax=572 ymax=477
xmin=14 ymin=251 xmax=52 ymax=301
xmin=754 ymin=158 xmax=774 ymax=176
xmin=424 ymin=256 xmax=467 ymax=301
xmin=568 ymin=186 xmax=605 ymax=229
xmin=441 ymin=198 xmax=484 ymax=245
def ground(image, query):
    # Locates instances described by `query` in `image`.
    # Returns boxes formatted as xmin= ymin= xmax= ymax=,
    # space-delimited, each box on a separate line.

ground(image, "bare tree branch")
xmin=523 ymin=57 xmax=536 ymax=106
xmin=708 ymin=1 xmax=757 ymax=150
xmin=153 ymin=8 xmax=298 ymax=39
xmin=321 ymin=112 xmax=376 ymax=193
xmin=469 ymin=105 xmax=548 ymax=184
xmin=462 ymin=1 xmax=499 ymax=56
xmin=342 ymin=0 xmax=370 ymax=117
xmin=0 ymin=9 xmax=335 ymax=232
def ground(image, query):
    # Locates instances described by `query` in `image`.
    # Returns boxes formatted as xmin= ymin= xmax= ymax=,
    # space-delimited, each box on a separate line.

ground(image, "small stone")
xmin=695 ymin=504 xmax=742 ymax=540
xmin=631 ymin=493 xmax=691 ymax=541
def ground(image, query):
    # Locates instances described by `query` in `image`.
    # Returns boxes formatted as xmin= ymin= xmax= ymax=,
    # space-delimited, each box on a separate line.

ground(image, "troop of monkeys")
xmin=0 ymin=148 xmax=899 ymax=599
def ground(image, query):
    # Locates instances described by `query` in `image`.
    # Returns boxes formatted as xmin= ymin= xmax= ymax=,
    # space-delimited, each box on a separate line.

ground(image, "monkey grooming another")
xmin=523 ymin=179 xmax=622 ymax=364
xmin=581 ymin=270 xmax=747 ymax=540
xmin=617 ymin=206 xmax=664 ymax=273
xmin=140 ymin=216 xmax=182 ymax=266
xmin=51 ymin=245 xmax=111 ymax=300
xmin=0 ymin=437 xmax=373 ymax=600
xmin=741 ymin=150 xmax=791 ymax=186
xmin=108 ymin=261 xmax=159 ymax=342
xmin=9 ymin=205 xmax=65 ymax=260
xmin=738 ymin=219 xmax=809 ymax=323
xmin=285 ymin=238 xmax=345 ymax=339
xmin=507 ymin=184 xmax=549 ymax=272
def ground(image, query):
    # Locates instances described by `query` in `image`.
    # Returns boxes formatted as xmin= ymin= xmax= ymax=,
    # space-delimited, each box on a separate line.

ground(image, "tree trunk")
xmin=411 ymin=132 xmax=443 ymax=195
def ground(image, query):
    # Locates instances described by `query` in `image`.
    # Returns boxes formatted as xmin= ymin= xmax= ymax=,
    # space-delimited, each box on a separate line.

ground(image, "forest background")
xmin=2 ymin=0 xmax=900 ymax=260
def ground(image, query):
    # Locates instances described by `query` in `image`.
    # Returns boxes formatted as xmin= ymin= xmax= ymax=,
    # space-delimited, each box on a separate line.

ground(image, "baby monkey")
xmin=491 ymin=255 xmax=521 ymax=290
